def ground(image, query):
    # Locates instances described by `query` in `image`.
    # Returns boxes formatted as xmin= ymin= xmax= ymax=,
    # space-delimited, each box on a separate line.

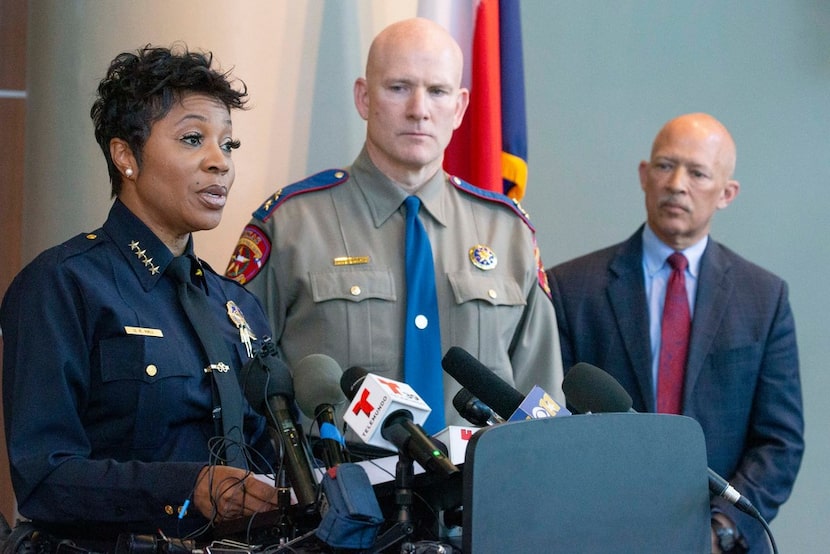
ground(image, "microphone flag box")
xmin=433 ymin=425 xmax=479 ymax=465
xmin=507 ymin=385 xmax=572 ymax=422
xmin=343 ymin=373 xmax=431 ymax=451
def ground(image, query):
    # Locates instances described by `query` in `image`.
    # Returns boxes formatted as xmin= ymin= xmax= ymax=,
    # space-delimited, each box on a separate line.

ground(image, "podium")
xmin=462 ymin=413 xmax=710 ymax=553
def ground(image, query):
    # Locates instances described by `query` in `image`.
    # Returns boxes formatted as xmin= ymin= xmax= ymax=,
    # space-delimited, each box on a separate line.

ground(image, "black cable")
xmin=757 ymin=514 xmax=779 ymax=554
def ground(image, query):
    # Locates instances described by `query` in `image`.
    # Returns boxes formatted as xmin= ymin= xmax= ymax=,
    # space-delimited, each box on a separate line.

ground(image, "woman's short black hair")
xmin=90 ymin=44 xmax=248 ymax=197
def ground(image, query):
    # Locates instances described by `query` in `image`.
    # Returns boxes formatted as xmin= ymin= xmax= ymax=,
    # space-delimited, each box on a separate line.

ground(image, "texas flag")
xmin=419 ymin=0 xmax=528 ymax=201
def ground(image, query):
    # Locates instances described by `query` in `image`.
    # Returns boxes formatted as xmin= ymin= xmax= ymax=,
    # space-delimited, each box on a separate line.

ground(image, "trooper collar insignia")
xmin=469 ymin=245 xmax=497 ymax=270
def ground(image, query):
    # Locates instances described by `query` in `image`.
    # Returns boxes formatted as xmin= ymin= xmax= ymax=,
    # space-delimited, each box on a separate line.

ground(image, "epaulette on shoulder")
xmin=61 ymin=229 xmax=107 ymax=257
xmin=253 ymin=169 xmax=350 ymax=222
xmin=449 ymin=174 xmax=535 ymax=232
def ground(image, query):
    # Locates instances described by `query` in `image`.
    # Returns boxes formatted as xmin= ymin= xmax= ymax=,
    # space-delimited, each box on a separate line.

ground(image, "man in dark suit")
xmin=547 ymin=113 xmax=803 ymax=553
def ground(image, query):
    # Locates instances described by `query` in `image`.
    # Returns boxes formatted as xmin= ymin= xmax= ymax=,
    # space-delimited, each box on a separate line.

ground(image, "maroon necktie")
xmin=657 ymin=252 xmax=690 ymax=414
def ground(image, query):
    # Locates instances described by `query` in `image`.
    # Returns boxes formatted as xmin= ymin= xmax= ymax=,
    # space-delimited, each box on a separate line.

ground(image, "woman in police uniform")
xmin=1 ymin=45 xmax=279 ymax=546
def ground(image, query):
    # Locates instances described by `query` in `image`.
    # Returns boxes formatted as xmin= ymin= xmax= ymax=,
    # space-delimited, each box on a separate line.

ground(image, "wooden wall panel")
xmin=0 ymin=0 xmax=27 ymax=89
xmin=0 ymin=99 xmax=25 ymax=299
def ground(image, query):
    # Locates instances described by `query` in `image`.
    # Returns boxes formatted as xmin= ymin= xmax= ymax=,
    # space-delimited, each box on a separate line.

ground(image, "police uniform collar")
xmin=104 ymin=199 xmax=190 ymax=292
xmin=351 ymin=147 xmax=449 ymax=228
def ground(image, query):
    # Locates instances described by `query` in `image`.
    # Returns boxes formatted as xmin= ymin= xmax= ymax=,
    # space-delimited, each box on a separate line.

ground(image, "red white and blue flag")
xmin=419 ymin=0 xmax=528 ymax=201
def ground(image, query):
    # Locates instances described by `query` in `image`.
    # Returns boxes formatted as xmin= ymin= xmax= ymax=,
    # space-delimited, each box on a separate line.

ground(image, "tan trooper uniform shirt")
xmin=227 ymin=148 xmax=564 ymax=426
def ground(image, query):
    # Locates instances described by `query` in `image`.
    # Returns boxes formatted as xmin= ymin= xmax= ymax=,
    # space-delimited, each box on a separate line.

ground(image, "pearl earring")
xmin=125 ymin=168 xmax=134 ymax=177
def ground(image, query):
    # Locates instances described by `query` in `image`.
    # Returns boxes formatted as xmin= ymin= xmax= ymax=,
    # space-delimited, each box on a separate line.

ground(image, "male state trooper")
xmin=226 ymin=18 xmax=563 ymax=428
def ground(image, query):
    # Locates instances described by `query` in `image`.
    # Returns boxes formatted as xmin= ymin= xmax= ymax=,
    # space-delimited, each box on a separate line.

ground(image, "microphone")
xmin=293 ymin=353 xmax=348 ymax=469
xmin=452 ymin=388 xmax=503 ymax=426
xmin=240 ymin=341 xmax=318 ymax=510
xmin=562 ymin=362 xmax=761 ymax=518
xmin=441 ymin=346 xmax=569 ymax=421
xmin=340 ymin=367 xmax=459 ymax=478
xmin=561 ymin=361 xmax=633 ymax=414
xmin=292 ymin=359 xmax=384 ymax=549
xmin=339 ymin=366 xmax=431 ymax=449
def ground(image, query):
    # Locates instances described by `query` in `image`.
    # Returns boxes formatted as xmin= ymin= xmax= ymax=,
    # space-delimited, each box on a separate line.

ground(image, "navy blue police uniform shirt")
xmin=0 ymin=199 xmax=274 ymax=536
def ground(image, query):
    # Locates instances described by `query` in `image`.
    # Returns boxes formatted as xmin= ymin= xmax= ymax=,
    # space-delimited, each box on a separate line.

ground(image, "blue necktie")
xmin=403 ymin=196 xmax=445 ymax=433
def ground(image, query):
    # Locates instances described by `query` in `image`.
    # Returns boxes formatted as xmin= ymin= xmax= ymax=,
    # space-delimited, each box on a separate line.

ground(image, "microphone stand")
xmin=274 ymin=468 xmax=297 ymax=542
xmin=369 ymin=451 xmax=416 ymax=553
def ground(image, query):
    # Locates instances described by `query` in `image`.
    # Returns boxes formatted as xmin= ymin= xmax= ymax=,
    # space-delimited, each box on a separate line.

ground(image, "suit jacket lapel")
xmin=684 ymin=240 xmax=733 ymax=409
xmin=607 ymin=228 xmax=655 ymax=411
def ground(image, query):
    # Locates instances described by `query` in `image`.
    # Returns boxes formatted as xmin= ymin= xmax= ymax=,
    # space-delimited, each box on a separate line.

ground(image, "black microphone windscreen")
xmin=293 ymin=354 xmax=347 ymax=418
xmin=452 ymin=387 xmax=476 ymax=414
xmin=452 ymin=387 xmax=492 ymax=426
xmin=340 ymin=366 xmax=370 ymax=400
xmin=441 ymin=346 xmax=524 ymax=419
xmin=240 ymin=351 xmax=294 ymax=413
xmin=562 ymin=362 xmax=633 ymax=414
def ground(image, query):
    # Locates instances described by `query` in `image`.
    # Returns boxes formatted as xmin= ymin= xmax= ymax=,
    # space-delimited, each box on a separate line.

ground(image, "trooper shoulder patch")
xmin=533 ymin=236 xmax=552 ymax=299
xmin=225 ymin=224 xmax=271 ymax=285
xmin=254 ymin=169 xmax=350 ymax=222
xmin=448 ymin=174 xmax=534 ymax=232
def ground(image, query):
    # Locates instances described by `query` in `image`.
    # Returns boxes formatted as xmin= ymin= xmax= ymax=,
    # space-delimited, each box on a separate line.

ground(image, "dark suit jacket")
xmin=548 ymin=226 xmax=804 ymax=551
